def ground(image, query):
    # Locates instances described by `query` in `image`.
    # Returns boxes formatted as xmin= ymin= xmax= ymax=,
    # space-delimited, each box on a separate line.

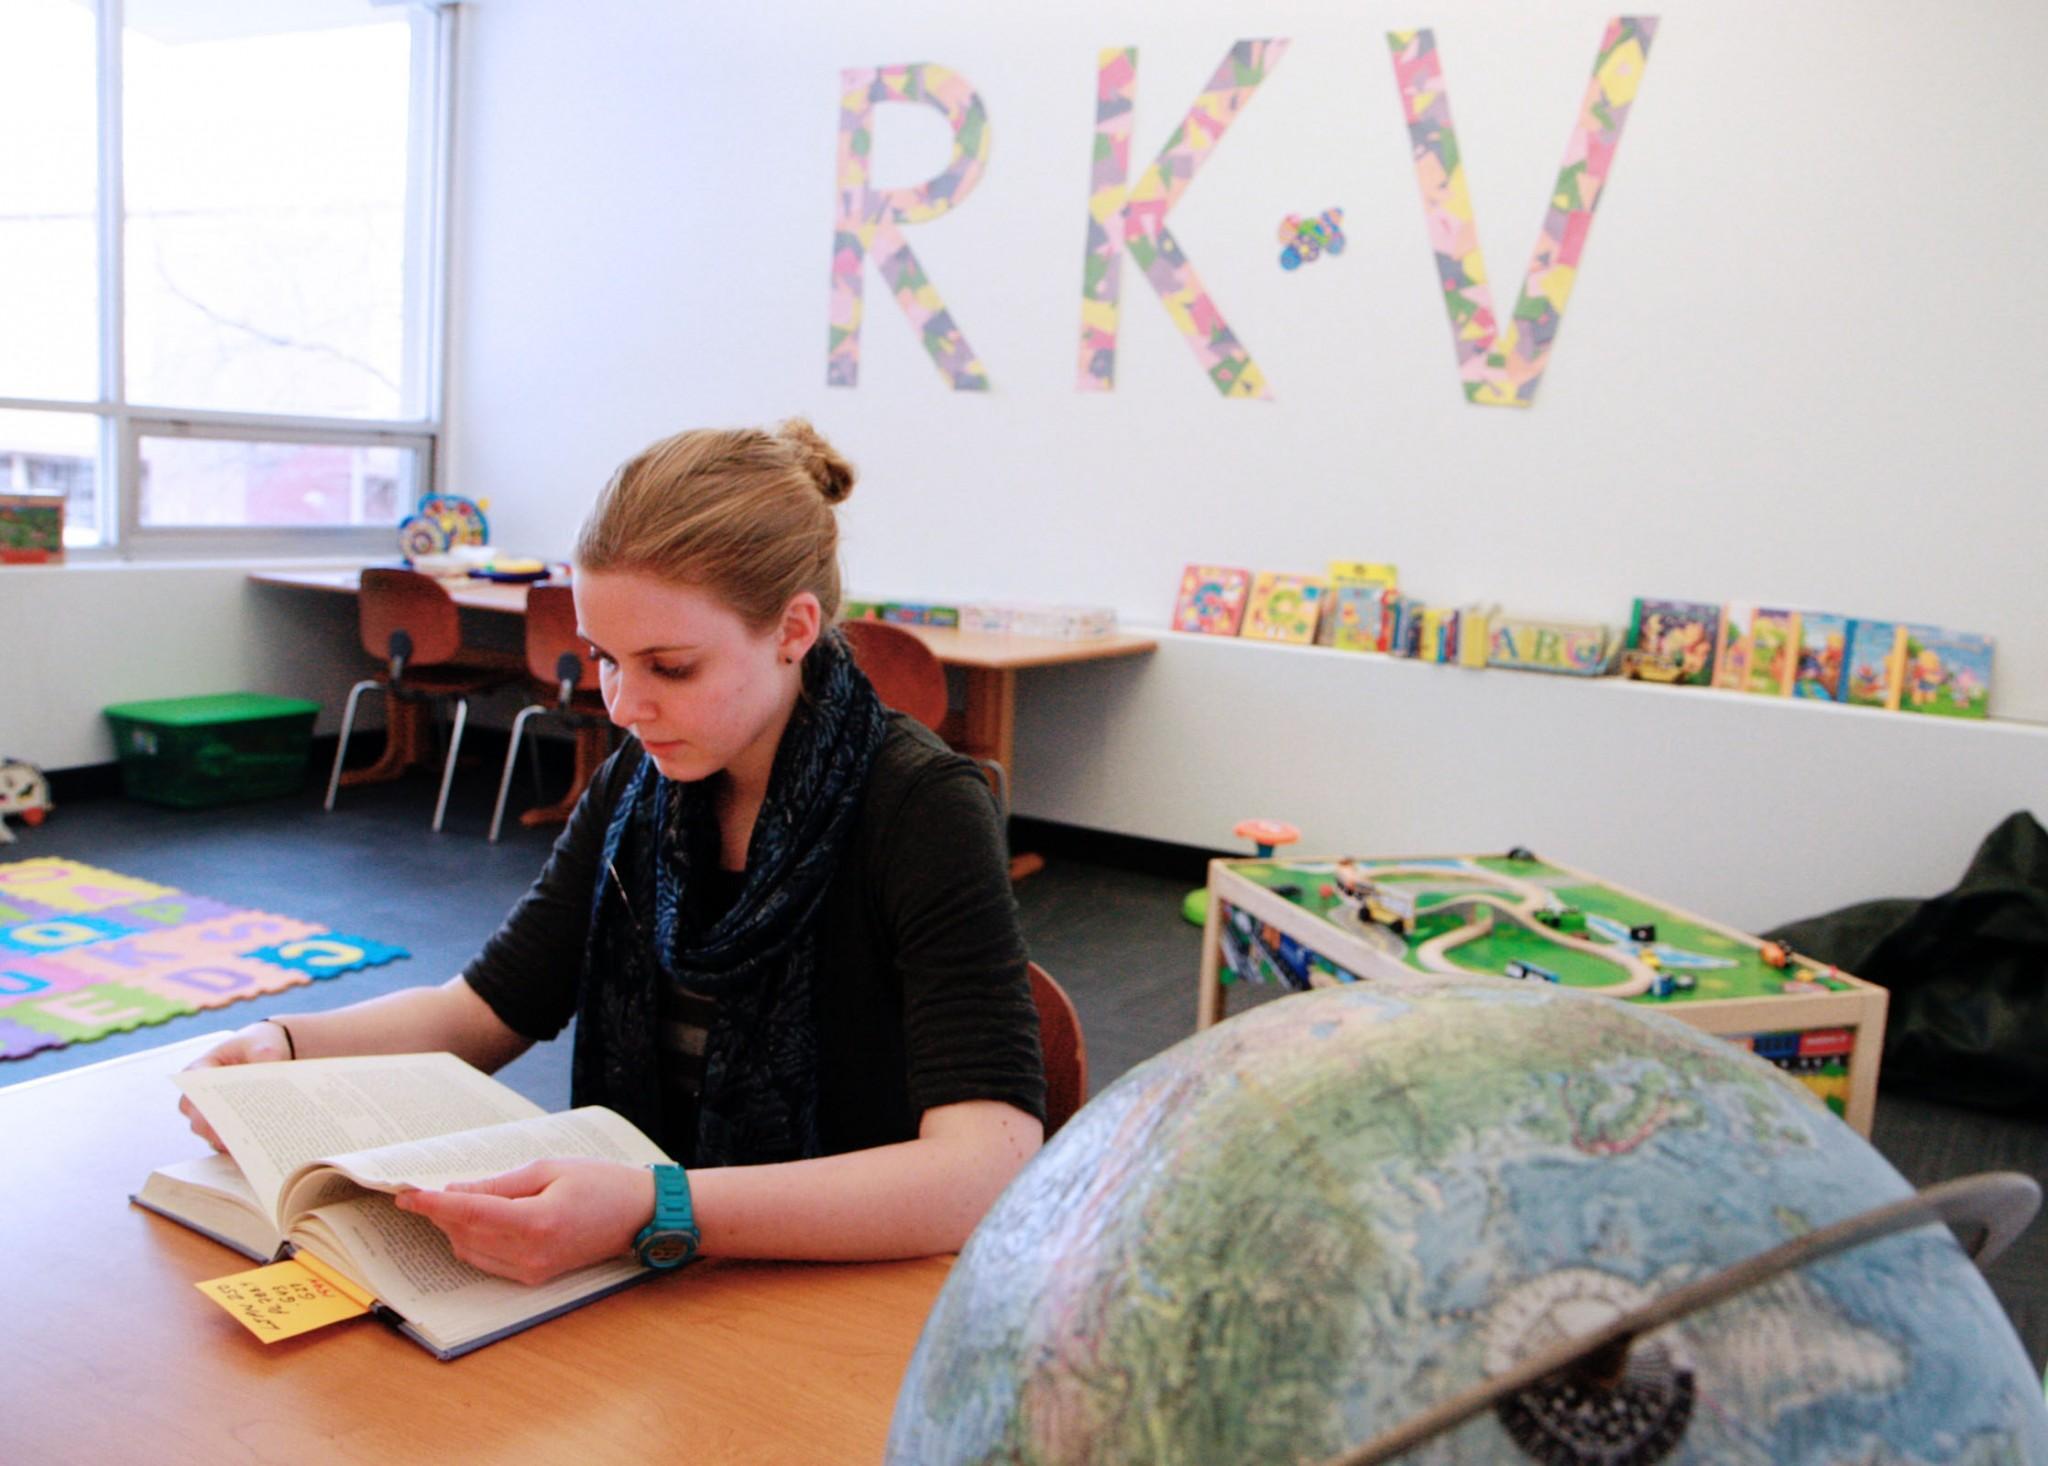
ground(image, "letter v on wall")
xmin=1388 ymin=18 xmax=1657 ymax=407
xmin=1077 ymin=40 xmax=1289 ymax=400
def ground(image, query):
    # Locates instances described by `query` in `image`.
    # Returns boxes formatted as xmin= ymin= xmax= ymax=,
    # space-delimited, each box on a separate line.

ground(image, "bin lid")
xmin=103 ymin=693 xmax=321 ymax=726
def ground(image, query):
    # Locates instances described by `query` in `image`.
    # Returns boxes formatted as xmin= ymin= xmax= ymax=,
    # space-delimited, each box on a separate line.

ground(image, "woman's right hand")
xmin=179 ymin=1020 xmax=292 ymax=1151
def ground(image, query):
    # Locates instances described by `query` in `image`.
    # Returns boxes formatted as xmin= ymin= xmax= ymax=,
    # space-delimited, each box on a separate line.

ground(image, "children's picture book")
xmin=1172 ymin=565 xmax=1253 ymax=636
xmin=1317 ymin=561 xmax=1397 ymax=645
xmin=879 ymin=602 xmax=960 ymax=628
xmin=1241 ymin=572 xmax=1327 ymax=644
xmin=133 ymin=1053 xmax=673 ymax=1359
xmin=1843 ymin=620 xmax=1908 ymax=710
xmin=1329 ymin=583 xmax=1395 ymax=653
xmin=1447 ymin=604 xmax=1497 ymax=667
xmin=1793 ymin=612 xmax=1850 ymax=701
xmin=1898 ymin=626 xmax=1993 ymax=719
xmin=1488 ymin=617 xmax=1618 ymax=676
xmin=1623 ymin=598 xmax=1720 ymax=685
xmin=1712 ymin=602 xmax=1754 ymax=691
xmin=1744 ymin=608 xmax=1801 ymax=697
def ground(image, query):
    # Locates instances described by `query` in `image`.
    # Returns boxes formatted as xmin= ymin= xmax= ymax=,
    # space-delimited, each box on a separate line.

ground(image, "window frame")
xmin=8 ymin=0 xmax=457 ymax=561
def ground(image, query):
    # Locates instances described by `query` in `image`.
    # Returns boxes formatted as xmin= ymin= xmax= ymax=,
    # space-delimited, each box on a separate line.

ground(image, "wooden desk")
xmin=249 ymin=569 xmax=1158 ymax=778
xmin=1 ymin=1033 xmax=949 ymax=1465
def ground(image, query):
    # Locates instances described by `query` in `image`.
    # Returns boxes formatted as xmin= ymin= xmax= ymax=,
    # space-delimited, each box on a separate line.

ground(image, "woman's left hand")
xmin=395 ymin=1158 xmax=656 ymax=1285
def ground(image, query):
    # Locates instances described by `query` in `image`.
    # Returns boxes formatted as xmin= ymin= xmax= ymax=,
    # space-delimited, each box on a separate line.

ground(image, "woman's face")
xmin=574 ymin=569 xmax=816 ymax=788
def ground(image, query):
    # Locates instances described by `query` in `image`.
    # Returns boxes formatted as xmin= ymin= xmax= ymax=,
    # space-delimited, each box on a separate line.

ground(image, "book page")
xmin=277 ymin=1107 xmax=673 ymax=1222
xmin=174 ymin=1054 xmax=546 ymax=1226
xmin=132 ymin=1151 xmax=281 ymax=1261
xmin=292 ymin=1193 xmax=648 ymax=1356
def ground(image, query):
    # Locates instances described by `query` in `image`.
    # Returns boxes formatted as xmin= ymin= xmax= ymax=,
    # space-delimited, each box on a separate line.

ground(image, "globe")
xmin=889 ymin=979 xmax=2048 ymax=1465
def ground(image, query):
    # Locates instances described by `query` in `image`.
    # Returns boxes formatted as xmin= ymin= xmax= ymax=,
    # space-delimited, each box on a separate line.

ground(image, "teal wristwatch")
xmin=633 ymin=1163 xmax=701 ymax=1270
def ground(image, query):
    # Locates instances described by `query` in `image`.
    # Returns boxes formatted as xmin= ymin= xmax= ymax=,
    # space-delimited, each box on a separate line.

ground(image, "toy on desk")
xmin=397 ymin=515 xmax=452 ymax=561
xmin=469 ymin=558 xmax=551 ymax=583
xmin=0 ymin=757 xmax=52 ymax=843
xmin=416 ymin=493 xmax=490 ymax=546
xmin=397 ymin=491 xmax=490 ymax=563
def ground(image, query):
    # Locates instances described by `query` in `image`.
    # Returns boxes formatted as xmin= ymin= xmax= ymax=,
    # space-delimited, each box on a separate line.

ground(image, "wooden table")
xmin=1 ymin=1033 xmax=950 ymax=1465
xmin=250 ymin=568 xmax=1157 ymax=785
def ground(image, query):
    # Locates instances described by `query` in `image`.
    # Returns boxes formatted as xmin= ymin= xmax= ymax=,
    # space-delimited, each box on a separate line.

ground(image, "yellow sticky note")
xmin=195 ymin=1257 xmax=373 ymax=1344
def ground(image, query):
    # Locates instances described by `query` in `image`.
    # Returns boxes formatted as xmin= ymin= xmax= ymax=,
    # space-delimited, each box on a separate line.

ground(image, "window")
xmin=0 ymin=0 xmax=450 ymax=555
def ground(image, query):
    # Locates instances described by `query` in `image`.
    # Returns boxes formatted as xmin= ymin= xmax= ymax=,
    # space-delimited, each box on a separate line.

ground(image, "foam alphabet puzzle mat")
xmin=0 ymin=858 xmax=408 ymax=1060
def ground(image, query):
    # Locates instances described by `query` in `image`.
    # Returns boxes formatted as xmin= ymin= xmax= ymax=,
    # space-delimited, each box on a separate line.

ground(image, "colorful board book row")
xmin=1623 ymin=599 xmax=1992 ymax=718
xmin=1172 ymin=565 xmax=1618 ymax=676
xmin=843 ymin=598 xmax=1118 ymax=640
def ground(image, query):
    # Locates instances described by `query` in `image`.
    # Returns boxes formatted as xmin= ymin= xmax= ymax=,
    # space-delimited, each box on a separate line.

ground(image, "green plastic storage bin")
xmin=103 ymin=693 xmax=321 ymax=808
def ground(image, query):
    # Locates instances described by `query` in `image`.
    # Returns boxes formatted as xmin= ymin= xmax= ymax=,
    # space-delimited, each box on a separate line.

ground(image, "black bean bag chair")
xmin=1764 ymin=810 xmax=2048 ymax=1114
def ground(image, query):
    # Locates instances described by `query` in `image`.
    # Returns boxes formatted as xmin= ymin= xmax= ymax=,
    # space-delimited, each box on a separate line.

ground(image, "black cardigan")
xmin=463 ymin=715 xmax=1045 ymax=1158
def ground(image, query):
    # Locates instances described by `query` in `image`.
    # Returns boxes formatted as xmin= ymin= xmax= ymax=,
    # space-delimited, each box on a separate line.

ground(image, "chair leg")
xmin=325 ymin=679 xmax=382 ymax=811
xmin=490 ymin=704 xmax=548 ymax=844
xmin=525 ymin=723 xmax=545 ymax=797
xmin=433 ymin=697 xmax=469 ymax=833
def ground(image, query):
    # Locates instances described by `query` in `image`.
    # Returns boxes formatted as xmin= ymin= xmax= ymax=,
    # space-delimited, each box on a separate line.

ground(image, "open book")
xmin=132 ymin=1052 xmax=674 ymax=1359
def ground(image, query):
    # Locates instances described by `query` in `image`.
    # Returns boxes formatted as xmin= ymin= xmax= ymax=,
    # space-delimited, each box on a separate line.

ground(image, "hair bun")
xmin=777 ymin=418 xmax=856 ymax=505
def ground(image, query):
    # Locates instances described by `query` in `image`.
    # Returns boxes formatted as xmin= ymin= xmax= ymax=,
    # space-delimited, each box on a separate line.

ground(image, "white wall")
xmin=423 ymin=0 xmax=2048 ymax=922
xmin=446 ymin=0 xmax=2048 ymax=725
xmin=0 ymin=561 xmax=522 ymax=768
xmin=13 ymin=0 xmax=2045 ymax=933
xmin=1014 ymin=634 xmax=2048 ymax=931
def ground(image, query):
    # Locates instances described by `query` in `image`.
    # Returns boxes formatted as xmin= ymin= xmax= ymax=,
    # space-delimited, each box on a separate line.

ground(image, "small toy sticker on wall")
xmin=828 ymin=64 xmax=993 ymax=391
xmin=1388 ymin=18 xmax=1658 ymax=407
xmin=1278 ymin=209 xmax=1345 ymax=271
xmin=1077 ymin=40 xmax=1288 ymax=400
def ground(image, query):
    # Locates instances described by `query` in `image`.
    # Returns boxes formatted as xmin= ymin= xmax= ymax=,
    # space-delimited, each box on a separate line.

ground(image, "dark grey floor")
xmin=6 ymin=767 xmax=2043 ymax=1374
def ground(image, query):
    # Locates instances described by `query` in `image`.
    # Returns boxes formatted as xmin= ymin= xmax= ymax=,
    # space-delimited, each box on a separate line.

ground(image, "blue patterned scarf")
xmin=574 ymin=631 xmax=889 ymax=1165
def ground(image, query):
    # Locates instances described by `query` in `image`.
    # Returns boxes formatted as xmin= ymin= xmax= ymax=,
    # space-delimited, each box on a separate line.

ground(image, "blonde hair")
xmin=575 ymin=419 xmax=855 ymax=630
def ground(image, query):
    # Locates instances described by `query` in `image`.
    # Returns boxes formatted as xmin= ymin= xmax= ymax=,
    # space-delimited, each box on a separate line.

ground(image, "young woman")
xmin=181 ymin=420 xmax=1046 ymax=1284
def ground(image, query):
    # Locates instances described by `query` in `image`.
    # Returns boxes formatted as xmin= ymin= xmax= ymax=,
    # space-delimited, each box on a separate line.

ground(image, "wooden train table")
xmin=1196 ymin=852 xmax=1890 ymax=1136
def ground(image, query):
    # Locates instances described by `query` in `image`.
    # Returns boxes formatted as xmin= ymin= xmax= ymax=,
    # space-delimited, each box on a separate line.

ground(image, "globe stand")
xmin=1319 ymin=1170 xmax=2043 ymax=1466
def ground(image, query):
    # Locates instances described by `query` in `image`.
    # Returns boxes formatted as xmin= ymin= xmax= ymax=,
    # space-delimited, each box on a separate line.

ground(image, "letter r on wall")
xmin=828 ymin=64 xmax=994 ymax=390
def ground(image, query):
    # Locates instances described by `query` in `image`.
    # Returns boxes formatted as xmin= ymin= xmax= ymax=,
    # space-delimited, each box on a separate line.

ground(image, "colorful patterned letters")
xmin=1388 ymin=19 xmax=1658 ymax=407
xmin=828 ymin=64 xmax=994 ymax=391
xmin=1077 ymin=41 xmax=1288 ymax=399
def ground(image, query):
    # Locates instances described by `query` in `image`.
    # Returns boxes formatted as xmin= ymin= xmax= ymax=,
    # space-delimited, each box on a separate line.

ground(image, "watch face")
xmin=641 ymin=1230 xmax=698 ymax=1268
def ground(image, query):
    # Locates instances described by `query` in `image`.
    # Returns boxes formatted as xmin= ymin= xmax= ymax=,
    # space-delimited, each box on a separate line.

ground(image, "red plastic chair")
xmin=839 ymin=620 xmax=1009 ymax=815
xmin=324 ymin=569 xmax=521 ymax=831
xmin=489 ymin=584 xmax=614 ymax=842
xmin=838 ymin=619 xmax=949 ymax=730
xmin=1028 ymin=962 xmax=1089 ymax=1138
